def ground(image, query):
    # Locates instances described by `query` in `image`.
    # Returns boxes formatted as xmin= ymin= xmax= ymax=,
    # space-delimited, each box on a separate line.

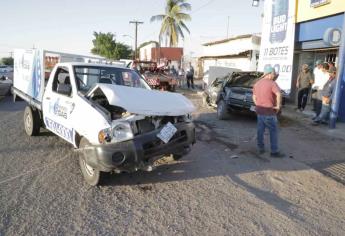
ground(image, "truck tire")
xmin=78 ymin=138 xmax=103 ymax=186
xmin=24 ymin=106 xmax=40 ymax=136
xmin=217 ymin=99 xmax=229 ymax=120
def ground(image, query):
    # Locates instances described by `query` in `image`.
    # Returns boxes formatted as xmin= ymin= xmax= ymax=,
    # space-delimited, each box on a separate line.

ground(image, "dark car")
xmin=211 ymin=72 xmax=264 ymax=120
xmin=204 ymin=71 xmax=287 ymax=120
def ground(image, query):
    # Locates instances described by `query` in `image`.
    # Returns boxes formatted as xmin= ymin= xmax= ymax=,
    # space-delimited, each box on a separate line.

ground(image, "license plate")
xmin=250 ymin=105 xmax=256 ymax=112
xmin=157 ymin=122 xmax=177 ymax=144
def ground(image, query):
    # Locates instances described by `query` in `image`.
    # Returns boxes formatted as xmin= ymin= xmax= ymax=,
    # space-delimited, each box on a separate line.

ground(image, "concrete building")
xmin=200 ymin=34 xmax=261 ymax=75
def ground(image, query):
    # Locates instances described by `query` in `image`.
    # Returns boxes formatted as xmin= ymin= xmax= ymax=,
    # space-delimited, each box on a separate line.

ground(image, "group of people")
xmin=295 ymin=60 xmax=337 ymax=125
xmin=169 ymin=63 xmax=195 ymax=89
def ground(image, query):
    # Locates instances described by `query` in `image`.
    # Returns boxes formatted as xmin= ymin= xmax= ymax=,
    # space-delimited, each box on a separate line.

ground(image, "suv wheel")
xmin=217 ymin=99 xmax=229 ymax=120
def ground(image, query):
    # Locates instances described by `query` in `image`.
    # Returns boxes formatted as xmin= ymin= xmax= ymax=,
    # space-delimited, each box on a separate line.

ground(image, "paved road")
xmin=1 ymin=95 xmax=345 ymax=236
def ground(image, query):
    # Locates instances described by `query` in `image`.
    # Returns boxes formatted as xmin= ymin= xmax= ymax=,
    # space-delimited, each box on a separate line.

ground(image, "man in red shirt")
xmin=253 ymin=66 xmax=284 ymax=158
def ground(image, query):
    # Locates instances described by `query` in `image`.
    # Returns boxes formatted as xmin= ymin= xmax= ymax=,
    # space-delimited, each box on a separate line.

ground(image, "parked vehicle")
xmin=202 ymin=66 xmax=241 ymax=89
xmin=204 ymin=71 xmax=263 ymax=120
xmin=13 ymin=49 xmax=196 ymax=185
xmin=209 ymin=71 xmax=287 ymax=120
xmin=130 ymin=61 xmax=177 ymax=91
xmin=0 ymin=77 xmax=13 ymax=96
xmin=0 ymin=65 xmax=13 ymax=80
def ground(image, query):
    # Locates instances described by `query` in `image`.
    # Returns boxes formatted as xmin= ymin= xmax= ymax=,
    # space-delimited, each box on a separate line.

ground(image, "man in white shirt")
xmin=312 ymin=60 xmax=327 ymax=116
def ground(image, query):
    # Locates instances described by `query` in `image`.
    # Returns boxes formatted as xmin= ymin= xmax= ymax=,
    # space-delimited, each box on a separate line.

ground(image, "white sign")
xmin=14 ymin=49 xmax=44 ymax=100
xmin=157 ymin=122 xmax=177 ymax=144
xmin=258 ymin=0 xmax=296 ymax=94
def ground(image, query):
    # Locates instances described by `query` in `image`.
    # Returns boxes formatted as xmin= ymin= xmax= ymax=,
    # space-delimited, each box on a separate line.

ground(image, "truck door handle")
xmin=45 ymin=97 xmax=51 ymax=100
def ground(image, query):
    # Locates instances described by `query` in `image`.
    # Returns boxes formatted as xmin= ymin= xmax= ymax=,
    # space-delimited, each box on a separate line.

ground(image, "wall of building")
xmin=202 ymin=57 xmax=255 ymax=73
xmin=139 ymin=43 xmax=156 ymax=61
xmin=297 ymin=0 xmax=345 ymax=23
xmin=202 ymin=36 xmax=260 ymax=57
xmin=151 ymin=47 xmax=183 ymax=62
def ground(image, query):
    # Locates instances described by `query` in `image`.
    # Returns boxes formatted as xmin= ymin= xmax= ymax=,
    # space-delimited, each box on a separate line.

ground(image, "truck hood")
xmin=88 ymin=84 xmax=196 ymax=116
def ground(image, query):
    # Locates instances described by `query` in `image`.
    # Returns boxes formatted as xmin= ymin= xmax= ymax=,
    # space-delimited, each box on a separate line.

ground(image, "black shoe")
xmin=270 ymin=152 xmax=285 ymax=158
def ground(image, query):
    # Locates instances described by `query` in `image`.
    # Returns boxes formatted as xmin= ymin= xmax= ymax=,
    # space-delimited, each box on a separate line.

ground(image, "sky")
xmin=0 ymin=0 xmax=263 ymax=58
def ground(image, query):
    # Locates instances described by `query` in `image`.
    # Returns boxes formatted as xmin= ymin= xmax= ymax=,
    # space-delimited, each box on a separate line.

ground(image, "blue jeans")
xmin=257 ymin=115 xmax=279 ymax=153
xmin=314 ymin=104 xmax=331 ymax=123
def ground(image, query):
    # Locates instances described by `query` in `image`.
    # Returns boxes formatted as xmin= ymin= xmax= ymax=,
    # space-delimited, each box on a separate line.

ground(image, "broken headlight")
xmin=112 ymin=122 xmax=134 ymax=142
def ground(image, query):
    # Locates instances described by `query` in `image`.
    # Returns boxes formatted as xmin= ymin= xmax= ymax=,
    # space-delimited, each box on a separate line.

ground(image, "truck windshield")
xmin=74 ymin=65 xmax=150 ymax=93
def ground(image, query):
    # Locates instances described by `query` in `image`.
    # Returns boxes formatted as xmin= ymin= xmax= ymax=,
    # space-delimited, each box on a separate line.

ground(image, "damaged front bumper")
xmin=82 ymin=122 xmax=196 ymax=172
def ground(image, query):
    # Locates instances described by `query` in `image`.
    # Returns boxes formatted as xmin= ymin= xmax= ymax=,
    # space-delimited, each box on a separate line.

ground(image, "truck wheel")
xmin=24 ymin=106 xmax=40 ymax=136
xmin=78 ymin=138 xmax=102 ymax=186
xmin=217 ymin=99 xmax=229 ymax=120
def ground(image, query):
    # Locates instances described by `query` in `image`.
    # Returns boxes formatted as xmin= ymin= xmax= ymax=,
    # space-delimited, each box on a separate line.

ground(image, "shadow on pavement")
xmin=0 ymin=96 xmax=26 ymax=112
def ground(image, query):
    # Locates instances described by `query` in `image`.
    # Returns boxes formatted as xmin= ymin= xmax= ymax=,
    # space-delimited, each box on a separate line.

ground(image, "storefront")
xmin=293 ymin=0 xmax=345 ymax=121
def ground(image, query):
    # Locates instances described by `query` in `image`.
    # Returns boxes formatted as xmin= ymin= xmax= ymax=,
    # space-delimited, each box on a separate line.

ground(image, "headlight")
xmin=112 ymin=122 xmax=134 ymax=142
xmin=98 ymin=128 xmax=112 ymax=144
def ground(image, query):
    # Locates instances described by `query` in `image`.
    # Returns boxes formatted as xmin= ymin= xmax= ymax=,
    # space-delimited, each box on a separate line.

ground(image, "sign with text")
xmin=258 ymin=0 xmax=296 ymax=94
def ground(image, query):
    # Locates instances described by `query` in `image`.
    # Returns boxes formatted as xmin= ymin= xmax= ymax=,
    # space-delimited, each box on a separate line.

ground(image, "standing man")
xmin=296 ymin=64 xmax=314 ymax=111
xmin=312 ymin=60 xmax=326 ymax=116
xmin=253 ymin=66 xmax=284 ymax=158
xmin=186 ymin=62 xmax=194 ymax=89
xmin=312 ymin=67 xmax=337 ymax=125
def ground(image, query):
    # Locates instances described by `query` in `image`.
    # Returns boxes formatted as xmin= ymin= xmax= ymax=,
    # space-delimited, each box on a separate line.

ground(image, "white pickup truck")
xmin=12 ymin=49 xmax=196 ymax=185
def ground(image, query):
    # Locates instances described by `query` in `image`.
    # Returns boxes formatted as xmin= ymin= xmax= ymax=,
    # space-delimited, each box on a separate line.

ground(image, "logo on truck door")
xmin=49 ymin=98 xmax=74 ymax=119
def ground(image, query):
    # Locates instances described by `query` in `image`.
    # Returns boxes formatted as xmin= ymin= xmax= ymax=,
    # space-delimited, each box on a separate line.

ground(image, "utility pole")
xmin=226 ymin=16 xmax=230 ymax=38
xmin=129 ymin=20 xmax=143 ymax=60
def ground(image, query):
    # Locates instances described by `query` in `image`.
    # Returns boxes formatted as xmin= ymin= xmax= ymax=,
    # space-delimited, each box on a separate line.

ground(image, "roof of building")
xmin=202 ymin=34 xmax=260 ymax=46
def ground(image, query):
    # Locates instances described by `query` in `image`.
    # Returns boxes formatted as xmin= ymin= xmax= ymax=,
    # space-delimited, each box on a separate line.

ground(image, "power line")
xmin=191 ymin=0 xmax=216 ymax=14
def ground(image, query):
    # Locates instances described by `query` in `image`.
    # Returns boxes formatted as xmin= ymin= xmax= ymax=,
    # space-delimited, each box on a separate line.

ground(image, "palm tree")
xmin=150 ymin=0 xmax=191 ymax=47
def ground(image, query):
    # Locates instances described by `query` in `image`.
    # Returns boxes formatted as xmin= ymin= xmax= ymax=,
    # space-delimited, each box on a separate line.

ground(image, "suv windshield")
xmin=74 ymin=65 xmax=150 ymax=93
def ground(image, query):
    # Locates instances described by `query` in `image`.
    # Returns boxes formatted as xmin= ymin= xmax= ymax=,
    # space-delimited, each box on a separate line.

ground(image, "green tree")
xmin=1 ymin=57 xmax=14 ymax=66
xmin=151 ymin=0 xmax=191 ymax=47
xmin=91 ymin=32 xmax=132 ymax=60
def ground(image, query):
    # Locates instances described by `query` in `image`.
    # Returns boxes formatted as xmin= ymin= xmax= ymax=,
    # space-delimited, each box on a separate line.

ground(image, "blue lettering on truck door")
xmin=45 ymin=117 xmax=75 ymax=144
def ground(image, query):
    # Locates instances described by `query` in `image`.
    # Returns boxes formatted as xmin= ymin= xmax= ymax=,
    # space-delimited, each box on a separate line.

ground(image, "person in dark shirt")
xmin=253 ymin=66 xmax=284 ymax=158
xmin=312 ymin=67 xmax=337 ymax=125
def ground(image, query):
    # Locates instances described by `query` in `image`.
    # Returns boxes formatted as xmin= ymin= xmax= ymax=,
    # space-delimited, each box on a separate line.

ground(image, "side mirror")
xmin=57 ymin=84 xmax=72 ymax=96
